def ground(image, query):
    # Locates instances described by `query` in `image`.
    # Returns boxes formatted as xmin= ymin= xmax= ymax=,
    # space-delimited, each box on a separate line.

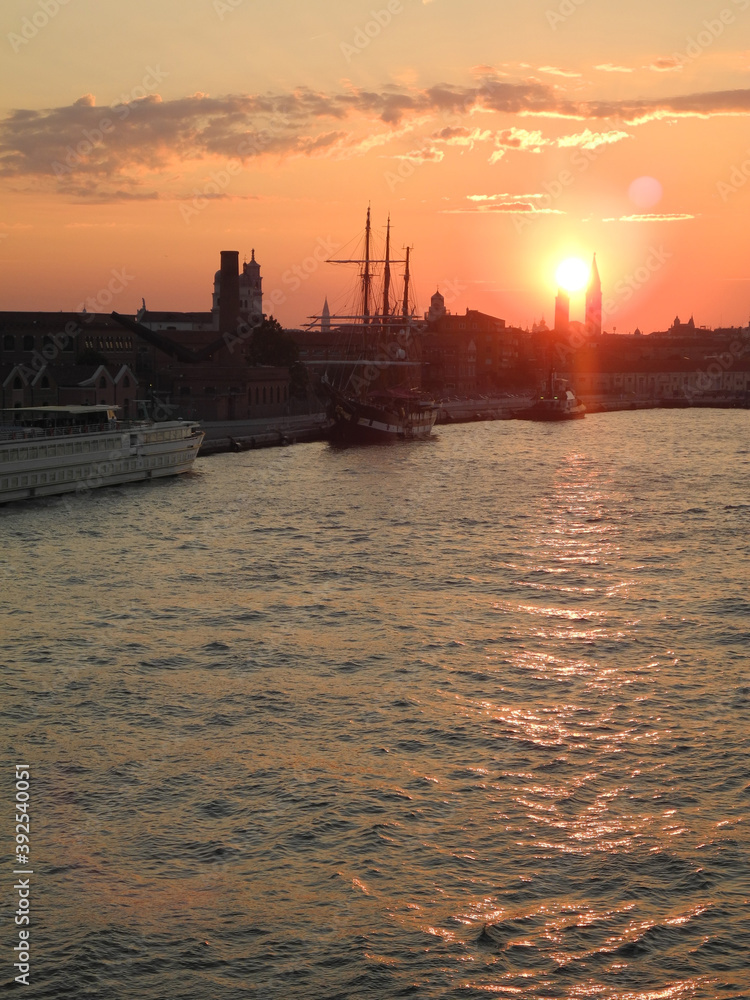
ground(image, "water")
xmin=1 ymin=409 xmax=748 ymax=999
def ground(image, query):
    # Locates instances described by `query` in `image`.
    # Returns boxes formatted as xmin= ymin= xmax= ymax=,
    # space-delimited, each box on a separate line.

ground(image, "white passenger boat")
xmin=0 ymin=405 xmax=204 ymax=504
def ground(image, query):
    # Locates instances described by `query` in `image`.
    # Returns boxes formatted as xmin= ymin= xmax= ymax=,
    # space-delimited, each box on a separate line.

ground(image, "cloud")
xmin=602 ymin=213 xmax=697 ymax=222
xmin=556 ymin=129 xmax=632 ymax=149
xmin=2 ymin=81 xmax=749 ymax=199
xmin=647 ymin=57 xmax=684 ymax=72
xmin=538 ymin=66 xmax=582 ymax=78
xmin=467 ymin=193 xmax=547 ymax=201
xmin=595 ymin=64 xmax=634 ymax=74
xmin=394 ymin=146 xmax=444 ymax=162
xmin=446 ymin=194 xmax=564 ymax=215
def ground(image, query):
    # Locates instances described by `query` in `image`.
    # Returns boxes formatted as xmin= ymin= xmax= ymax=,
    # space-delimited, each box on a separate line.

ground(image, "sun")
xmin=556 ymin=257 xmax=590 ymax=293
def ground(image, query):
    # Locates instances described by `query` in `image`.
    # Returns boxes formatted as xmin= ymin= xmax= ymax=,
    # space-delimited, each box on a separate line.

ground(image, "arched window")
xmin=41 ymin=376 xmax=50 ymax=388
xmin=23 ymin=335 xmax=34 ymax=351
xmin=122 ymin=375 xmax=130 ymax=388
xmin=3 ymin=335 xmax=14 ymax=350
xmin=13 ymin=376 xmax=22 ymax=389
xmin=99 ymin=376 xmax=107 ymax=388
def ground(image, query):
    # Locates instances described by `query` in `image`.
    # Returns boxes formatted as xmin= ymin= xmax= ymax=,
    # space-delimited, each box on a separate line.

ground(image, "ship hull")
xmin=326 ymin=389 xmax=437 ymax=443
xmin=515 ymin=404 xmax=586 ymax=421
xmin=0 ymin=419 xmax=204 ymax=504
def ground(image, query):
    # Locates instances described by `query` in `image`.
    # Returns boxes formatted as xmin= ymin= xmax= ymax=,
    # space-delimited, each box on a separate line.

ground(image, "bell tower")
xmin=585 ymin=253 xmax=602 ymax=336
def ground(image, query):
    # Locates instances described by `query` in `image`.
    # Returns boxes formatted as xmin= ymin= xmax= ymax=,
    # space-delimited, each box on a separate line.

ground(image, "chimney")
xmin=218 ymin=250 xmax=240 ymax=334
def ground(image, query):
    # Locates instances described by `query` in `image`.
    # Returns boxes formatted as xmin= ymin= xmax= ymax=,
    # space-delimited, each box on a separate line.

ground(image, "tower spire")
xmin=585 ymin=252 xmax=602 ymax=336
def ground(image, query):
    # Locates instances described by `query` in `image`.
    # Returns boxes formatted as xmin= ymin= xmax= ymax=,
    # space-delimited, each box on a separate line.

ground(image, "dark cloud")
xmin=1 ymin=81 xmax=748 ymax=200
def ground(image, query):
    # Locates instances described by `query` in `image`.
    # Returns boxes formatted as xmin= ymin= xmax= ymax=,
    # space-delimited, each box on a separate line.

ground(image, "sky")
xmin=1 ymin=0 xmax=750 ymax=332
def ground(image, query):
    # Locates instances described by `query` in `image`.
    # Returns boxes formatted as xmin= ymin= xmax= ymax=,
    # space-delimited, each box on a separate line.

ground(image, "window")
xmin=23 ymin=335 xmax=34 ymax=351
xmin=3 ymin=335 xmax=14 ymax=350
xmin=13 ymin=376 xmax=22 ymax=389
xmin=99 ymin=376 xmax=107 ymax=388
xmin=179 ymin=386 xmax=191 ymax=396
xmin=122 ymin=376 xmax=130 ymax=388
xmin=40 ymin=376 xmax=50 ymax=388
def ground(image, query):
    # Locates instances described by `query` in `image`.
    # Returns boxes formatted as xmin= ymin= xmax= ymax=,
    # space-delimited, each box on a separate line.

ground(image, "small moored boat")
xmin=515 ymin=372 xmax=586 ymax=421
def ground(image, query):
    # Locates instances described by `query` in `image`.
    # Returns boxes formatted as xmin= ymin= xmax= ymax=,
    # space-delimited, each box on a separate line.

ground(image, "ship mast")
xmin=402 ymin=245 xmax=411 ymax=320
xmin=382 ymin=215 xmax=391 ymax=321
xmin=363 ymin=204 xmax=371 ymax=324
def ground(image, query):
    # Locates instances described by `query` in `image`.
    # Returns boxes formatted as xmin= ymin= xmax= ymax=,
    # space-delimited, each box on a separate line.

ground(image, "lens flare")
xmin=628 ymin=175 xmax=663 ymax=208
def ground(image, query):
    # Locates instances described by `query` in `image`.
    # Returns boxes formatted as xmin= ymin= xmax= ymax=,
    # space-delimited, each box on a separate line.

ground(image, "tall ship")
xmin=0 ymin=405 xmax=204 ymax=505
xmin=307 ymin=208 xmax=438 ymax=443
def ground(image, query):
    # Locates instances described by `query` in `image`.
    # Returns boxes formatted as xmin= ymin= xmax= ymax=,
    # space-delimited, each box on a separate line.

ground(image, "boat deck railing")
xmin=0 ymin=418 xmax=175 ymax=442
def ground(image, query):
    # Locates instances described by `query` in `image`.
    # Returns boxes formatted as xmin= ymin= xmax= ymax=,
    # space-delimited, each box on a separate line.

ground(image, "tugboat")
xmin=307 ymin=208 xmax=438 ymax=444
xmin=515 ymin=371 xmax=586 ymax=421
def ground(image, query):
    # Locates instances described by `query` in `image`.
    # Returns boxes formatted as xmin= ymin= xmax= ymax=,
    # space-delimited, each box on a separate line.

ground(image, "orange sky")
xmin=1 ymin=0 xmax=750 ymax=331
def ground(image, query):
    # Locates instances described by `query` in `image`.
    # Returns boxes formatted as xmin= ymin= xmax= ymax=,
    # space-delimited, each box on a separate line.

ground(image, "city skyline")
xmin=1 ymin=0 xmax=750 ymax=331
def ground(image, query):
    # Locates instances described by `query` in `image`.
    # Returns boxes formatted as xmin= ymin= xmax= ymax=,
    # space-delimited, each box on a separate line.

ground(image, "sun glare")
xmin=556 ymin=257 xmax=590 ymax=293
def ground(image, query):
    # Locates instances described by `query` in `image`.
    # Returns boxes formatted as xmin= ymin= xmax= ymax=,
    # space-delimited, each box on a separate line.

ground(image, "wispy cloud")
xmin=647 ymin=57 xmax=684 ymax=72
xmin=446 ymin=194 xmax=564 ymax=215
xmin=595 ymin=64 xmax=634 ymax=74
xmin=603 ymin=213 xmax=697 ymax=222
xmin=538 ymin=66 xmax=582 ymax=78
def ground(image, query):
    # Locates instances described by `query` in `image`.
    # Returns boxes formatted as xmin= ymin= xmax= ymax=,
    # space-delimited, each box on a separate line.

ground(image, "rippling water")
xmin=1 ymin=409 xmax=749 ymax=999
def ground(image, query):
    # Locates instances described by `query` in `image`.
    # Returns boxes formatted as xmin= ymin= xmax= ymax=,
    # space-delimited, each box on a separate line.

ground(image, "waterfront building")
xmin=420 ymin=308 xmax=529 ymax=396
